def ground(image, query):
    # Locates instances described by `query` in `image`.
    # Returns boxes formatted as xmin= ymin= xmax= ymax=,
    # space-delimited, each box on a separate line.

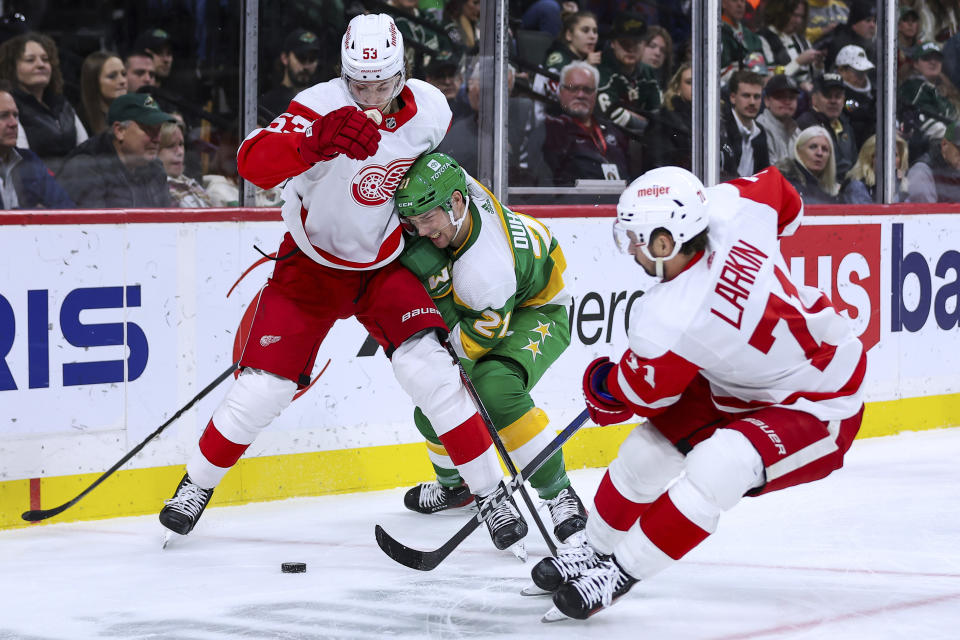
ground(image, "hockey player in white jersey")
xmin=158 ymin=14 xmax=508 ymax=548
xmin=532 ymin=166 xmax=866 ymax=621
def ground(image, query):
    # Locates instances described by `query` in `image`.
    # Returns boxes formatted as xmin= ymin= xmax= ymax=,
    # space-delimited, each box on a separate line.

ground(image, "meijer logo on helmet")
xmin=637 ymin=185 xmax=670 ymax=197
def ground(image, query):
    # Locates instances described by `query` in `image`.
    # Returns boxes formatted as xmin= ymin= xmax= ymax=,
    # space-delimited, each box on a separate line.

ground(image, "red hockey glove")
xmin=299 ymin=106 xmax=381 ymax=164
xmin=583 ymin=357 xmax=634 ymax=426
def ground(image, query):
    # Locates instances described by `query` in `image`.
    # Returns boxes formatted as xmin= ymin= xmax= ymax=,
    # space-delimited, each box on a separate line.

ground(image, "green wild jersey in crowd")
xmin=399 ymin=176 xmax=571 ymax=362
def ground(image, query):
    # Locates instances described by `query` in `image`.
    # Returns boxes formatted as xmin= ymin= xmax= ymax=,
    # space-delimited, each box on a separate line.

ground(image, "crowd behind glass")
xmin=0 ymin=0 xmax=958 ymax=209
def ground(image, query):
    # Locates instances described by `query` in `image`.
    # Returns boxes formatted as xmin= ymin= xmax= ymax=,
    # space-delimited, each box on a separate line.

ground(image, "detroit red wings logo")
xmin=351 ymin=157 xmax=416 ymax=206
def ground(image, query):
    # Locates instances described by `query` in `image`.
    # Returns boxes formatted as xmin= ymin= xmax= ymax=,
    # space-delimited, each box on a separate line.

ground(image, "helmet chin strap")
xmin=654 ymin=258 xmax=665 ymax=279
xmin=449 ymin=194 xmax=470 ymax=236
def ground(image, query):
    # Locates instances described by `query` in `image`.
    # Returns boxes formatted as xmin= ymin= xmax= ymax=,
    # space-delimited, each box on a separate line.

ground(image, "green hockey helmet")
xmin=395 ymin=153 xmax=468 ymax=232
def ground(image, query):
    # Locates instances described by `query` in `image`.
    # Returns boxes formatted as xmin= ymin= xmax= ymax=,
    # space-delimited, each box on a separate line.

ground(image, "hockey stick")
xmin=375 ymin=408 xmax=590 ymax=571
xmin=21 ymin=361 xmax=239 ymax=522
xmin=441 ymin=341 xmax=558 ymax=556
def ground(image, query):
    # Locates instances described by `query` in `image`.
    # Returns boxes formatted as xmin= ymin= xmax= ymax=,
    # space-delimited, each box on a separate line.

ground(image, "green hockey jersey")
xmin=400 ymin=177 xmax=570 ymax=362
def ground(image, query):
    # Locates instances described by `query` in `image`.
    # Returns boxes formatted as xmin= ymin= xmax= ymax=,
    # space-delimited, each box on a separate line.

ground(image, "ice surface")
xmin=2 ymin=428 xmax=958 ymax=639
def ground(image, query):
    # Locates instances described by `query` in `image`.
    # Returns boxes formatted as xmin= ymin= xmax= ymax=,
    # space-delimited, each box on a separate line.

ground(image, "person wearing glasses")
xmin=544 ymin=60 xmax=630 ymax=187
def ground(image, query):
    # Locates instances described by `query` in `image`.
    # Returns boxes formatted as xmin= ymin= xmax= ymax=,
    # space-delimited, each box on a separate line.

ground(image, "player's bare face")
xmin=347 ymin=75 xmax=401 ymax=111
xmin=405 ymin=206 xmax=457 ymax=248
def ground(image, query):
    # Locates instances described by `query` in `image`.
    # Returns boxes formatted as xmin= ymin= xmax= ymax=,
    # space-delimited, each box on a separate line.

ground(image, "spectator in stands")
xmin=842 ymin=133 xmax=910 ymax=204
xmin=437 ymin=63 xmax=551 ymax=186
xmin=78 ymin=52 xmax=127 ymax=136
xmin=259 ymin=29 xmax=321 ymax=121
xmin=596 ymin=12 xmax=660 ymax=136
xmin=543 ymin=61 xmax=630 ymax=186
xmin=643 ymin=62 xmax=692 ymax=170
xmin=758 ymin=0 xmax=823 ymax=93
xmin=757 ymin=73 xmax=801 ymax=165
xmin=134 ymin=29 xmax=175 ymax=89
xmin=797 ymin=72 xmax=858 ymax=181
xmin=907 ymin=122 xmax=960 ymax=202
xmin=945 ymin=31 xmax=960 ymax=91
xmin=423 ymin=49 xmax=471 ymax=121
xmin=124 ymin=51 xmax=157 ymax=94
xmin=821 ymin=0 xmax=877 ymax=70
xmin=805 ymin=0 xmax=848 ymax=48
xmin=157 ymin=121 xmax=214 ymax=208
xmin=720 ymin=0 xmax=768 ymax=84
xmin=442 ymin=0 xmax=480 ymax=55
xmin=776 ymin=124 xmax=840 ymax=203
xmin=898 ymin=7 xmax=923 ymax=82
xmin=835 ymin=44 xmax=876 ymax=148
xmin=0 ymin=32 xmax=88 ymax=176
xmin=389 ymin=0 xmax=454 ymax=79
xmin=0 ymin=82 xmax=73 ymax=209
xmin=201 ymin=124 xmax=282 ymax=207
xmin=521 ymin=0 xmax=563 ymax=38
xmin=899 ymin=41 xmax=960 ymax=142
xmin=720 ymin=70 xmax=770 ymax=180
xmin=544 ymin=11 xmax=601 ymax=73
xmin=639 ymin=26 xmax=673 ymax=92
xmin=914 ymin=0 xmax=959 ymax=45
xmin=57 ymin=93 xmax=176 ymax=208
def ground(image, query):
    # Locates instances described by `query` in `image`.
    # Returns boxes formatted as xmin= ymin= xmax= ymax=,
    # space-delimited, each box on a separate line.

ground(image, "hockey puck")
xmin=281 ymin=562 xmax=307 ymax=573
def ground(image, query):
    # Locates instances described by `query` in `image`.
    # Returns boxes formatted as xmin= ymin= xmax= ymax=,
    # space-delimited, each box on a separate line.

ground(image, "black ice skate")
xmin=543 ymin=556 xmax=638 ymax=622
xmin=159 ymin=473 xmax=214 ymax=536
xmin=545 ymin=487 xmax=587 ymax=543
xmin=477 ymin=491 xmax=528 ymax=559
xmin=529 ymin=539 xmax=602 ymax=594
xmin=403 ymin=481 xmax=474 ymax=514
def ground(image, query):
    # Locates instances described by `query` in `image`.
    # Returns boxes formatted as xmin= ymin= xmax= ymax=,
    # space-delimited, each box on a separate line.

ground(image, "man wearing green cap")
xmin=394 ymin=152 xmax=588 ymax=552
xmin=58 ymin=93 xmax=177 ymax=208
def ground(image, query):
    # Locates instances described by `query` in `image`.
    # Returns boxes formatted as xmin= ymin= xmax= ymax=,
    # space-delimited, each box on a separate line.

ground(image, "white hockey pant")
xmin=187 ymin=368 xmax=296 ymax=489
xmin=391 ymin=331 xmax=501 ymax=495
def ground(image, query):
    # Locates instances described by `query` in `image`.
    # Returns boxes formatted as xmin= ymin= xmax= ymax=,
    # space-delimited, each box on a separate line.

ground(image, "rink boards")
xmin=1 ymin=204 xmax=959 ymax=529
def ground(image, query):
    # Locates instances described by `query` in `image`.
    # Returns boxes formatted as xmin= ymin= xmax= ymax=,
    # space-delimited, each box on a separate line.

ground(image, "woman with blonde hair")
xmin=157 ymin=121 xmax=215 ymax=208
xmin=78 ymin=51 xmax=127 ymax=136
xmin=643 ymin=63 xmax=692 ymax=169
xmin=776 ymin=125 xmax=840 ymax=203
xmin=842 ymin=134 xmax=910 ymax=203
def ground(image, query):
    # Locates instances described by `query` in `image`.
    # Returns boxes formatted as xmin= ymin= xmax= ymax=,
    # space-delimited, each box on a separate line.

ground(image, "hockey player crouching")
xmin=394 ymin=153 xmax=589 ymax=554
xmin=532 ymin=166 xmax=866 ymax=621
xmin=158 ymin=15 xmax=511 ymax=546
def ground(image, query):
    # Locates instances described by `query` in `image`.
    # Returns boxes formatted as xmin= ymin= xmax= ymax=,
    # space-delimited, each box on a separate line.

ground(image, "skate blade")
xmin=520 ymin=583 xmax=552 ymax=596
xmin=541 ymin=606 xmax=570 ymax=623
xmin=161 ymin=530 xmax=179 ymax=549
xmin=507 ymin=541 xmax=527 ymax=562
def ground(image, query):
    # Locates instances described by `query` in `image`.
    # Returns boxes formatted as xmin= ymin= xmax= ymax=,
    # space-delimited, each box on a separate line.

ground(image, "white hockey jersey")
xmin=609 ymin=167 xmax=866 ymax=422
xmin=237 ymin=78 xmax=452 ymax=270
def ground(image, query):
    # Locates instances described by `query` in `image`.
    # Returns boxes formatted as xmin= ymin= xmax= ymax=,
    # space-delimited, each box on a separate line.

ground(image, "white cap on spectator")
xmin=835 ymin=45 xmax=875 ymax=71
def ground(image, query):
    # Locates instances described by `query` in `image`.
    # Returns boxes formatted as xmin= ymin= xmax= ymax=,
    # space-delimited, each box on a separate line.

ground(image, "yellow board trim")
xmin=499 ymin=407 xmax=551 ymax=451
xmin=3 ymin=393 xmax=958 ymax=530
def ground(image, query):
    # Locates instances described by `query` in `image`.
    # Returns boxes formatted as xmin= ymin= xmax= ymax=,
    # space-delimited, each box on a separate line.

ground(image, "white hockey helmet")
xmin=341 ymin=13 xmax=406 ymax=105
xmin=613 ymin=166 xmax=709 ymax=273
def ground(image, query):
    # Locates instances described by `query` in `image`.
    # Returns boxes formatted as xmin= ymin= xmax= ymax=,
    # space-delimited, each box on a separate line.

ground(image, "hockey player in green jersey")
xmin=394 ymin=152 xmax=588 ymax=552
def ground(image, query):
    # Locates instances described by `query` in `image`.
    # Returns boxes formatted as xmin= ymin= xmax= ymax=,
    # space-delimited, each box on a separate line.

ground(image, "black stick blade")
xmin=374 ymin=524 xmax=440 ymax=571
xmin=21 ymin=503 xmax=69 ymax=522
